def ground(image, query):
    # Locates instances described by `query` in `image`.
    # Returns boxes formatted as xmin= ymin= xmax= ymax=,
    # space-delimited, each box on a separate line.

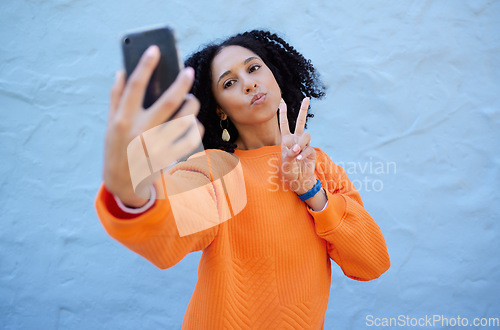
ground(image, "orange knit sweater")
xmin=95 ymin=145 xmax=390 ymax=329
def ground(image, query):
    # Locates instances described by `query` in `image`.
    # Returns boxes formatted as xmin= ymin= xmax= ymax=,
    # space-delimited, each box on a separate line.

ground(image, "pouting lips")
xmin=251 ymin=93 xmax=266 ymax=105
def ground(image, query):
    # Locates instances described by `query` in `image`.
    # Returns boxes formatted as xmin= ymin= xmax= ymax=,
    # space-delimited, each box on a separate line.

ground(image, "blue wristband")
xmin=298 ymin=179 xmax=322 ymax=201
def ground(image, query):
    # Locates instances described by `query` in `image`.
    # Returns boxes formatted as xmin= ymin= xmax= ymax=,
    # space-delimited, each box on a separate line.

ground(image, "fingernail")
xmin=185 ymin=67 xmax=195 ymax=78
xmin=293 ymin=144 xmax=300 ymax=152
xmin=145 ymin=45 xmax=158 ymax=57
xmin=297 ymin=154 xmax=303 ymax=160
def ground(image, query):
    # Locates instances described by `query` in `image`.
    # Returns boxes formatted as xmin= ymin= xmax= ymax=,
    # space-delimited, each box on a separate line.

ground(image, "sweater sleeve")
xmin=307 ymin=149 xmax=390 ymax=281
xmin=94 ymin=150 xmax=229 ymax=270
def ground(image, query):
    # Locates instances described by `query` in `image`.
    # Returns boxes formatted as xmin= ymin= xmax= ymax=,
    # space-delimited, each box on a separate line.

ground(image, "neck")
xmin=233 ymin=116 xmax=281 ymax=150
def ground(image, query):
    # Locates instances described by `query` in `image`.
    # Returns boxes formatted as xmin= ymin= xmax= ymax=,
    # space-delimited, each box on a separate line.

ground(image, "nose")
xmin=244 ymin=81 xmax=258 ymax=94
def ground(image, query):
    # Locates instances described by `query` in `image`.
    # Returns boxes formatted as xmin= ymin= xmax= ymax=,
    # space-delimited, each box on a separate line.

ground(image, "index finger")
xmin=120 ymin=45 xmax=161 ymax=115
xmin=279 ymin=100 xmax=290 ymax=135
xmin=294 ymin=97 xmax=310 ymax=135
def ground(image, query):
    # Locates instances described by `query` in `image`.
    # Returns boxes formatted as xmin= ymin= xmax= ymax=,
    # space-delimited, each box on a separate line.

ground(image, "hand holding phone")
xmin=102 ymin=27 xmax=204 ymax=208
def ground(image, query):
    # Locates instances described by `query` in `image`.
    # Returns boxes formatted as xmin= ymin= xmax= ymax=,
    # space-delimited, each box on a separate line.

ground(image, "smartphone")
xmin=121 ymin=26 xmax=183 ymax=109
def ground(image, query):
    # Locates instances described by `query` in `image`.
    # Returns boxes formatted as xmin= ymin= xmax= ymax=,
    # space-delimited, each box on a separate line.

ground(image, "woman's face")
xmin=211 ymin=45 xmax=281 ymax=126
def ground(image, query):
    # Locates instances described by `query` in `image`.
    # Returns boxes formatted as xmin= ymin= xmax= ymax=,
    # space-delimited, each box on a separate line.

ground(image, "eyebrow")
xmin=216 ymin=56 xmax=260 ymax=87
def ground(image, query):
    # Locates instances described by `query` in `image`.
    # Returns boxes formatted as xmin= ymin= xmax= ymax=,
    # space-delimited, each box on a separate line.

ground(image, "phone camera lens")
xmin=124 ymin=38 xmax=130 ymax=45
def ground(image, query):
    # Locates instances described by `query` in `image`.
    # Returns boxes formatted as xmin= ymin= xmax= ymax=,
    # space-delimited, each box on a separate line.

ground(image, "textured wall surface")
xmin=1 ymin=0 xmax=499 ymax=329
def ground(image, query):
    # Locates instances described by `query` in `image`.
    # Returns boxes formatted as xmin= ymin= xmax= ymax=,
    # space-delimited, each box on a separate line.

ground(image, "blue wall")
xmin=1 ymin=1 xmax=499 ymax=328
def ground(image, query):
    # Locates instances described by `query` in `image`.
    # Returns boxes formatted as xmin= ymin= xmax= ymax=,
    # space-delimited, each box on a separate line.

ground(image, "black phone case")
xmin=121 ymin=26 xmax=181 ymax=109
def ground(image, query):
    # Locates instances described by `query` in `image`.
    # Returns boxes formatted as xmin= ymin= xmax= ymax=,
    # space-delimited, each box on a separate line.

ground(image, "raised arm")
xmin=96 ymin=44 xmax=221 ymax=269
xmin=308 ymin=149 xmax=390 ymax=281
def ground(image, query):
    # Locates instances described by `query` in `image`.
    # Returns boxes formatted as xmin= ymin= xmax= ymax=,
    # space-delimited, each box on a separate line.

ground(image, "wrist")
xmin=114 ymin=185 xmax=156 ymax=213
xmin=305 ymin=188 xmax=328 ymax=211
xmin=293 ymin=177 xmax=317 ymax=195
xmin=115 ymin=189 xmax=152 ymax=208
xmin=104 ymin=178 xmax=153 ymax=208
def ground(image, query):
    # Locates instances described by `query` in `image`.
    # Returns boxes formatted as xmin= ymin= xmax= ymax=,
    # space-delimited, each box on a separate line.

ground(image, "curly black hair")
xmin=185 ymin=30 xmax=325 ymax=153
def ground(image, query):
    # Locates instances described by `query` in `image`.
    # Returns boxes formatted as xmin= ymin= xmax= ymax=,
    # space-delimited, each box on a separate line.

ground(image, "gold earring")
xmin=220 ymin=118 xmax=230 ymax=142
xmin=280 ymin=98 xmax=285 ymax=104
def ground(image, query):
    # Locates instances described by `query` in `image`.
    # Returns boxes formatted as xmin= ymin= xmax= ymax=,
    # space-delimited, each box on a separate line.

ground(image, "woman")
xmin=96 ymin=30 xmax=390 ymax=329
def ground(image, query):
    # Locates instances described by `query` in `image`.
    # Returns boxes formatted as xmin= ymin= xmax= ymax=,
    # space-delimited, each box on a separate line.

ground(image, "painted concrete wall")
xmin=1 ymin=0 xmax=499 ymax=329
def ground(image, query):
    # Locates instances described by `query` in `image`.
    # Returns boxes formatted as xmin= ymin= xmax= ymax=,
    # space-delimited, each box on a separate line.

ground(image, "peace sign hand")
xmin=279 ymin=97 xmax=317 ymax=195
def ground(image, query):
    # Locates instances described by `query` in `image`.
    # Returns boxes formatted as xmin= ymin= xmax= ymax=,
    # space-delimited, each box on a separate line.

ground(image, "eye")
xmin=249 ymin=64 xmax=261 ymax=73
xmin=223 ymin=79 xmax=236 ymax=89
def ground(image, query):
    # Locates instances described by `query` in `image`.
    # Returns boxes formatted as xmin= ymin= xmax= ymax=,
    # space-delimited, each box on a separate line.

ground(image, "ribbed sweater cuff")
xmin=95 ymin=183 xmax=170 ymax=239
xmin=308 ymin=190 xmax=347 ymax=234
